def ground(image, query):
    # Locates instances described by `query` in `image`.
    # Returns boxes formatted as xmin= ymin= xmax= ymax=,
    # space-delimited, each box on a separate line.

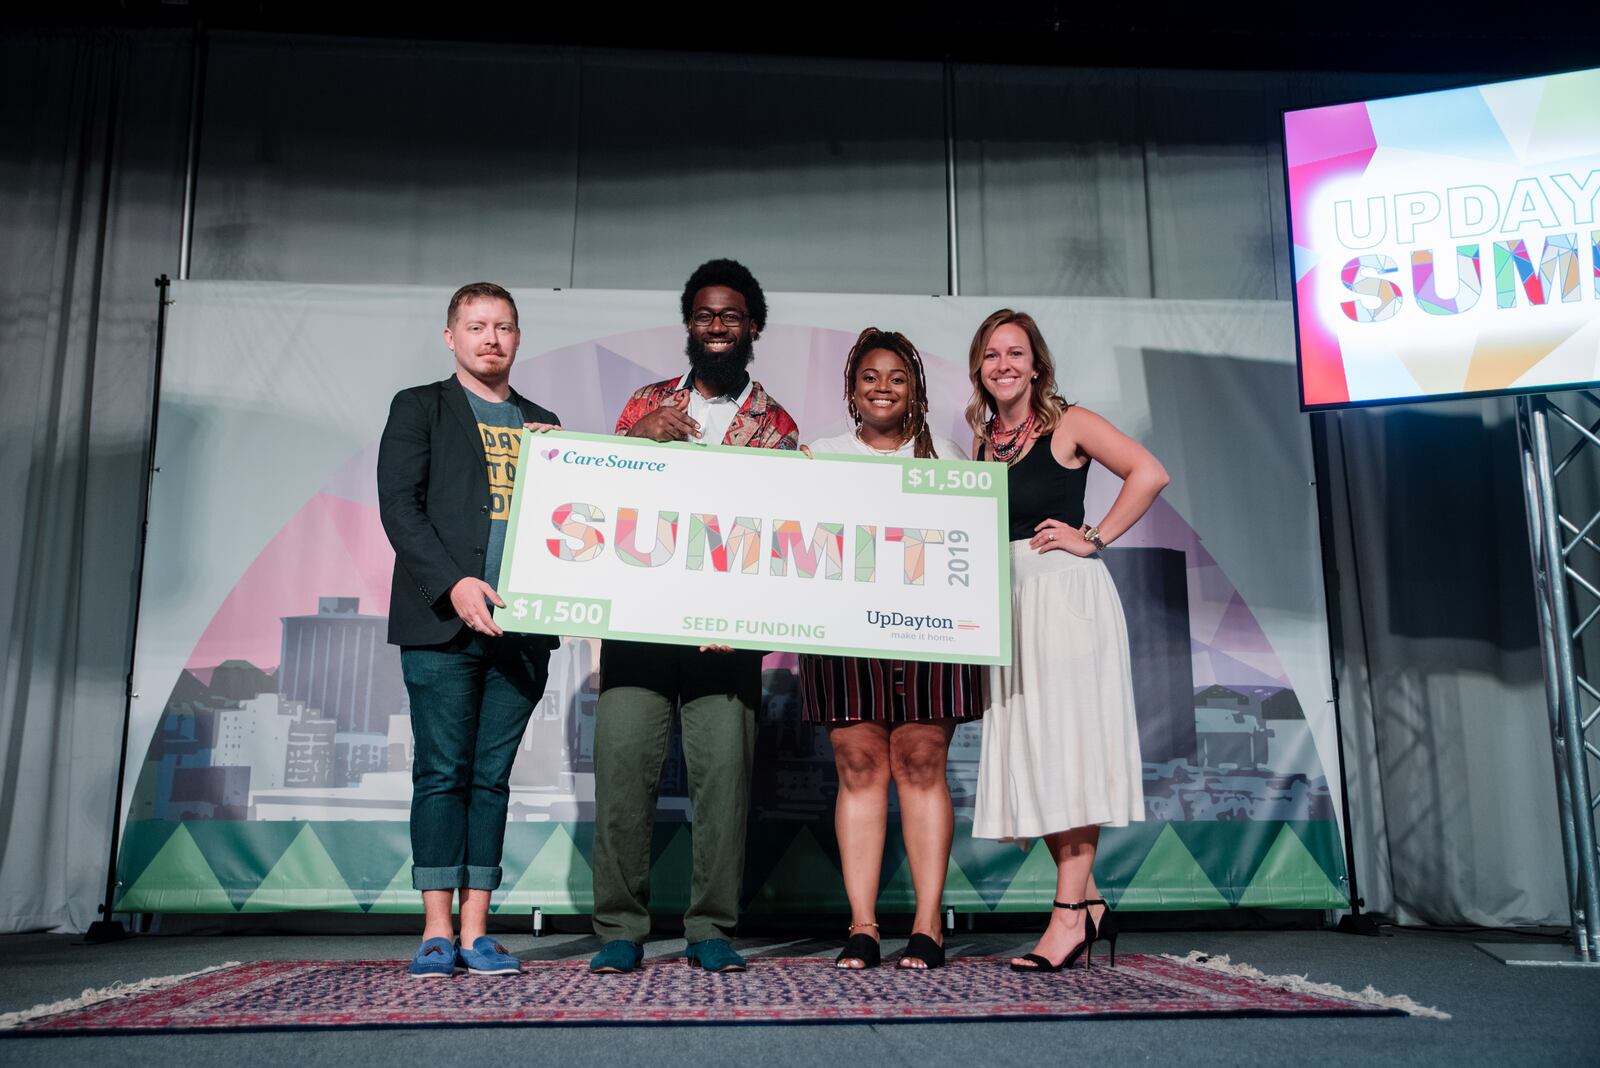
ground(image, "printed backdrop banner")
xmin=116 ymin=282 xmax=1348 ymax=915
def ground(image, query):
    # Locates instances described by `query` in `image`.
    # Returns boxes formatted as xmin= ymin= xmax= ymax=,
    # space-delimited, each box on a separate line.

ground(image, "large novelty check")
xmin=494 ymin=431 xmax=1011 ymax=664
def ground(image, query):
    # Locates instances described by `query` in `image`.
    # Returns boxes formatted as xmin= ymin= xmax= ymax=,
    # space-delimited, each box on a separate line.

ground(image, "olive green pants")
xmin=590 ymin=644 xmax=760 ymax=944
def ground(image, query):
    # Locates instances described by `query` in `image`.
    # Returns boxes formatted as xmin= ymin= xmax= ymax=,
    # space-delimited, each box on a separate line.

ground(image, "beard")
xmin=685 ymin=332 xmax=755 ymax=397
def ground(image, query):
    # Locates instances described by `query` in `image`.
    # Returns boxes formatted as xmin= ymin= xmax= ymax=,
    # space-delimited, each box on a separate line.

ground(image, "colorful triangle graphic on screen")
xmin=1292 ymin=244 xmax=1319 ymax=283
xmin=1464 ymin=322 xmax=1588 ymax=394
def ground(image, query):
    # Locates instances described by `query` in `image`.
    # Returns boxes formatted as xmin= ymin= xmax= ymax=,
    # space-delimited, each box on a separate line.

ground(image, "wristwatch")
xmin=1081 ymin=525 xmax=1106 ymax=551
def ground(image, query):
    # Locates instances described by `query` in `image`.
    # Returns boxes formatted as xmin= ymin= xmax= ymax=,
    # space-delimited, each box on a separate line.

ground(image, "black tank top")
xmin=980 ymin=437 xmax=1088 ymax=541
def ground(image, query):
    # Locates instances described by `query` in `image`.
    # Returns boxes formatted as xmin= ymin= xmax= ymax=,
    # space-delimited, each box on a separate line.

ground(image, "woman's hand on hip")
xmin=1031 ymin=519 xmax=1096 ymax=556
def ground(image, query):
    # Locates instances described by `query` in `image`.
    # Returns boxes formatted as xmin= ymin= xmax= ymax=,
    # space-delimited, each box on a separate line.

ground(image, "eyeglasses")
xmin=691 ymin=309 xmax=746 ymax=328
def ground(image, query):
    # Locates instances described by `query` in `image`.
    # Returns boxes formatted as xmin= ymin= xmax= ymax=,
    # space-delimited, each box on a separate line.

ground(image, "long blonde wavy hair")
xmin=964 ymin=309 xmax=1069 ymax=447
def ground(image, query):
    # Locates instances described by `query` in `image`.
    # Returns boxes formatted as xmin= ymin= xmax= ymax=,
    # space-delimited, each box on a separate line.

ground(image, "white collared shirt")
xmin=675 ymin=372 xmax=753 ymax=446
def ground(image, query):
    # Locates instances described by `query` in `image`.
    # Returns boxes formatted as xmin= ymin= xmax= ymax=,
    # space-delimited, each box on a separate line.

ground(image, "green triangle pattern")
xmin=994 ymin=840 xmax=1061 ymax=912
xmin=365 ymin=858 xmax=418 ymax=914
xmin=109 ymin=817 xmax=1350 ymax=914
xmin=497 ymin=824 xmax=593 ymax=912
xmin=116 ymin=825 xmax=235 ymax=912
xmin=1293 ymin=820 xmax=1351 ymax=889
xmin=648 ymin=819 xmax=689 ymax=865
xmin=113 ymin=820 xmax=182 ymax=892
xmin=868 ymin=853 xmax=990 ymax=912
xmin=739 ymin=818 xmax=840 ymax=906
xmin=310 ymin=822 xmax=412 ymax=910
xmin=1118 ymin=825 xmax=1228 ymax=910
xmin=1238 ymin=825 xmax=1348 ymax=908
xmin=1089 ymin=824 xmax=1168 ymax=909
xmin=941 ymin=856 xmax=987 ymax=911
xmin=648 ymin=826 xmax=694 ymax=914
xmin=186 ymin=821 xmax=303 ymax=909
xmin=240 ymin=825 xmax=363 ymax=912
xmin=1172 ymin=821 xmax=1285 ymax=905
xmin=490 ymin=823 xmax=559 ymax=914
xmin=949 ymin=833 xmax=1033 ymax=908
xmin=877 ymin=855 xmax=917 ymax=910
xmin=746 ymin=826 xmax=846 ymax=911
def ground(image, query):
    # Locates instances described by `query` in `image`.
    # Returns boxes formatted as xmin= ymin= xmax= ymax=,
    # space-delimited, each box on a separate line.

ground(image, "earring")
xmin=1031 ymin=373 xmax=1038 ymax=381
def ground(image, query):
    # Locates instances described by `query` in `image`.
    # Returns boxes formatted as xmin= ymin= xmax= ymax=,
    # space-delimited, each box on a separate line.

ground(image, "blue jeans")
xmin=401 ymin=632 xmax=551 ymax=892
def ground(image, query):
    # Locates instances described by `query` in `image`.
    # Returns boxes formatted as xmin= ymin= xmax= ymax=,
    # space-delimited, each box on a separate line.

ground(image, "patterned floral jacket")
xmin=613 ymin=376 xmax=799 ymax=450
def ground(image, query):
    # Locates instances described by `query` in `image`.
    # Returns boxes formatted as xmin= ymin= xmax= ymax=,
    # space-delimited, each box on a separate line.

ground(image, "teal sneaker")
xmin=685 ymin=938 xmax=746 ymax=973
xmin=408 ymin=937 xmax=460 ymax=978
xmin=588 ymin=940 xmax=644 ymax=974
xmin=458 ymin=936 xmax=522 ymax=975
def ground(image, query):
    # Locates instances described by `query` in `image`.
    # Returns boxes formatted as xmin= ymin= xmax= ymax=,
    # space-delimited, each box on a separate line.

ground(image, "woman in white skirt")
xmin=966 ymin=309 xmax=1169 ymax=973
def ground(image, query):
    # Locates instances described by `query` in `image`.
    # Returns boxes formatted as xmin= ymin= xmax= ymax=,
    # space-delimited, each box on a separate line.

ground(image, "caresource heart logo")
xmin=542 ymin=448 xmax=559 ymax=461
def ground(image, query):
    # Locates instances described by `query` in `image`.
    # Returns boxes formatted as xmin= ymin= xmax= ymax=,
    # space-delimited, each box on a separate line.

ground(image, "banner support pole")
xmin=1309 ymin=412 xmax=1379 ymax=934
xmin=84 ymin=274 xmax=173 ymax=945
xmin=177 ymin=25 xmax=206 ymax=281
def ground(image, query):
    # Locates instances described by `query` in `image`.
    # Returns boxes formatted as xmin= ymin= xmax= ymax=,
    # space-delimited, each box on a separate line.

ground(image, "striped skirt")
xmin=799 ymin=654 xmax=984 ymax=724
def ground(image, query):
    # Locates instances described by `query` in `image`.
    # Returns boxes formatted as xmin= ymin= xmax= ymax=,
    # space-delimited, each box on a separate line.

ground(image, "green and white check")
xmin=495 ymin=430 xmax=1011 ymax=664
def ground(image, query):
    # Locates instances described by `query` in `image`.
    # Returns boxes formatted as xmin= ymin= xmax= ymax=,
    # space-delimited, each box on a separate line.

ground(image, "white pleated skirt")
xmin=972 ymin=543 xmax=1145 ymax=840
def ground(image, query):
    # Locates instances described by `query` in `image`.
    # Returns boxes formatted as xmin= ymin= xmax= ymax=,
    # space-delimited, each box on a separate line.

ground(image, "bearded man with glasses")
xmin=587 ymin=259 xmax=799 ymax=975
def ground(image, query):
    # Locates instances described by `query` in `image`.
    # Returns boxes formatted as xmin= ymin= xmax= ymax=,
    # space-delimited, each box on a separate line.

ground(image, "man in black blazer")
xmin=377 ymin=282 xmax=559 ymax=978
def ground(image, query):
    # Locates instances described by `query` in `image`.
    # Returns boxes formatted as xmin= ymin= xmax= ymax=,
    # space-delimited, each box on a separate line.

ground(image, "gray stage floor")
xmin=1 ymin=926 xmax=1596 ymax=1066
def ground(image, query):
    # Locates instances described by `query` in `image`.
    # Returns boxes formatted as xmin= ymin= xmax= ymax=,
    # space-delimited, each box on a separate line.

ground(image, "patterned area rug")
xmin=5 ymin=954 xmax=1417 ymax=1034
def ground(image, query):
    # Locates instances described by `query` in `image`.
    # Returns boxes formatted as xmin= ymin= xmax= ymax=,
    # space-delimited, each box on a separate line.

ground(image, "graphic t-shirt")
xmin=465 ymin=391 xmax=524 ymax=589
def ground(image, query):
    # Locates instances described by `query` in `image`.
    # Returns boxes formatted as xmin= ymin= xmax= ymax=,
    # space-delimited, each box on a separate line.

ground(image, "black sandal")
xmin=835 ymin=922 xmax=881 ymax=969
xmin=1086 ymin=897 xmax=1119 ymax=966
xmin=897 ymin=932 xmax=946 ymax=970
xmin=1009 ymin=900 xmax=1098 ymax=973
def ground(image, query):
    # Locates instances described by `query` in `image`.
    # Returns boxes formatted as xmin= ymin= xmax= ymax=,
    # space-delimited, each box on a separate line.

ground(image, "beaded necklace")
xmin=986 ymin=413 xmax=1034 ymax=466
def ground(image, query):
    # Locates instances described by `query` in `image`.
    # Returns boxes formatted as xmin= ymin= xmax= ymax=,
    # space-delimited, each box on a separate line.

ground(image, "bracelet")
xmin=1081 ymin=524 xmax=1106 ymax=551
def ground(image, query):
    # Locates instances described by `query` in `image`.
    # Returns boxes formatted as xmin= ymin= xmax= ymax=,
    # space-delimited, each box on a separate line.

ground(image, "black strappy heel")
xmin=835 ymin=922 xmax=881 ymax=969
xmin=1009 ymin=900 xmax=1098 ymax=973
xmin=1086 ymin=898 xmax=1119 ymax=966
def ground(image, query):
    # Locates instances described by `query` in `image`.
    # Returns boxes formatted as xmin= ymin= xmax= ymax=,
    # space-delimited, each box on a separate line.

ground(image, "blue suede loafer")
xmin=458 ymin=935 xmax=522 ymax=975
xmin=589 ymin=939 xmax=644 ymax=974
xmin=408 ymin=936 xmax=460 ymax=978
xmin=684 ymin=938 xmax=746 ymax=973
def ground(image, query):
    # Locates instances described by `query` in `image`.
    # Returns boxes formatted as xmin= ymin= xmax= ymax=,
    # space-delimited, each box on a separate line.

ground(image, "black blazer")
xmin=377 ymin=375 xmax=561 ymax=647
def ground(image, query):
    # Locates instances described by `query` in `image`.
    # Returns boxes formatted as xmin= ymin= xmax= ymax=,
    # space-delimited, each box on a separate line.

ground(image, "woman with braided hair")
xmin=798 ymin=328 xmax=982 ymax=972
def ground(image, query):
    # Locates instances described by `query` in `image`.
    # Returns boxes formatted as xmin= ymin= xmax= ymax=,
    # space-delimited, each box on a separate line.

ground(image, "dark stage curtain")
xmin=0 ymin=28 xmax=191 ymax=931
